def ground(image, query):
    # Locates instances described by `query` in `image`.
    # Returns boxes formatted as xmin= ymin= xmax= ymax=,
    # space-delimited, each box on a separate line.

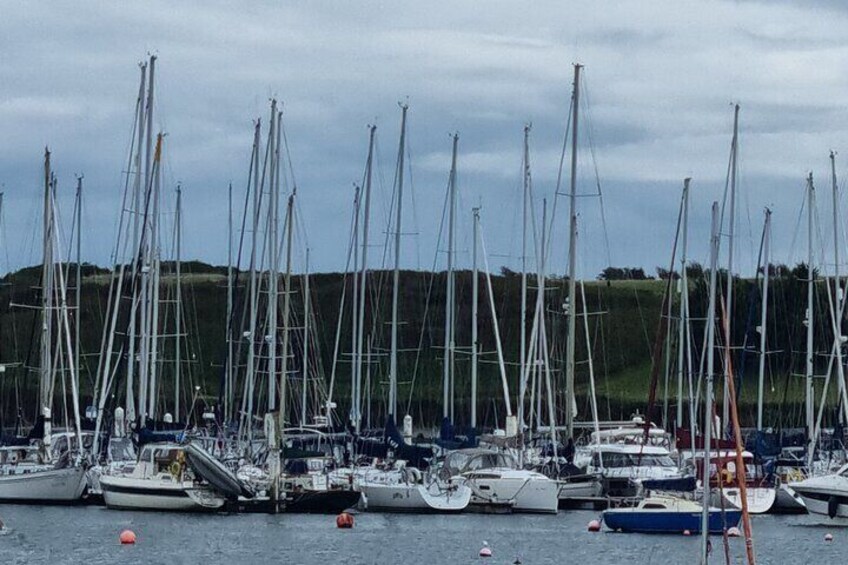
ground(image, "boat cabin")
xmin=690 ymin=450 xmax=770 ymax=487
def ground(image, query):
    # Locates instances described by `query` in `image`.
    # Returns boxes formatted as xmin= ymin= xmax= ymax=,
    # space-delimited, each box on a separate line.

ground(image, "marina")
xmin=5 ymin=2 xmax=848 ymax=563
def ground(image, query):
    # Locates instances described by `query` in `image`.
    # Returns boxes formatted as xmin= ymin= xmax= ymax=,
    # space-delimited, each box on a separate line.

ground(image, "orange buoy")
xmin=587 ymin=519 xmax=601 ymax=532
xmin=119 ymin=530 xmax=136 ymax=545
xmin=479 ymin=541 xmax=492 ymax=557
xmin=336 ymin=512 xmax=354 ymax=529
xmin=825 ymin=533 xmax=834 ymax=542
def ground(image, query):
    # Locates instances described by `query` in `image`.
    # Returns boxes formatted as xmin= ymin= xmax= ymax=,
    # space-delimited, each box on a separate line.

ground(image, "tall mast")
xmin=519 ymin=124 xmax=531 ymax=431
xmin=723 ymin=103 xmax=739 ymax=430
xmin=676 ymin=178 xmax=690 ymax=430
xmin=443 ymin=133 xmax=458 ymax=421
xmin=389 ymin=104 xmax=408 ymax=420
xmin=40 ymin=148 xmax=53 ymax=422
xmin=245 ymin=119 xmax=261 ymax=439
xmin=756 ymin=209 xmax=771 ymax=431
xmin=75 ymin=176 xmax=82 ymax=411
xmin=471 ymin=206 xmax=480 ymax=429
xmin=805 ymin=174 xmax=816 ymax=461
xmin=701 ymin=201 xmax=720 ymax=561
xmin=174 ymin=185 xmax=182 ymax=418
xmin=354 ymin=126 xmax=376 ymax=432
xmin=832 ymin=151 xmax=842 ymax=333
xmin=268 ymin=102 xmax=280 ymax=412
xmin=126 ymin=61 xmax=147 ymax=422
xmin=279 ymin=192 xmax=295 ymax=435
xmin=349 ymin=185 xmax=360 ymax=427
xmin=226 ymin=182 xmax=234 ymax=423
xmin=146 ymin=132 xmax=163 ymax=422
xmin=565 ymin=63 xmax=582 ymax=439
xmin=301 ymin=249 xmax=311 ymax=425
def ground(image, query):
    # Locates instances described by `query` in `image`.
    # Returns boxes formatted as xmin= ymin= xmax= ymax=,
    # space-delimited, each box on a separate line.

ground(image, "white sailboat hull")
xmin=360 ymin=482 xmax=471 ymax=512
xmin=0 ymin=465 xmax=87 ymax=502
xmin=708 ymin=486 xmax=776 ymax=514
xmin=460 ymin=473 xmax=559 ymax=514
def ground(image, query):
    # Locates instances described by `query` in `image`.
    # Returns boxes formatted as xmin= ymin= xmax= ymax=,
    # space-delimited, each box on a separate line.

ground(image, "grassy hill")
xmin=0 ymin=262 xmax=836 ymax=432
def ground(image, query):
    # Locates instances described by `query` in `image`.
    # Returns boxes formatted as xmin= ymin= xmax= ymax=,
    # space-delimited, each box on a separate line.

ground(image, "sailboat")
xmin=603 ymin=493 xmax=741 ymax=534
xmin=0 ymin=149 xmax=87 ymax=503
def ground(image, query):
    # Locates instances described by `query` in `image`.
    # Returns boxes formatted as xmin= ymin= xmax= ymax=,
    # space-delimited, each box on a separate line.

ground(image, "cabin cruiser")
xmin=790 ymin=463 xmax=848 ymax=520
xmin=577 ymin=444 xmax=684 ymax=498
xmin=100 ymin=442 xmax=228 ymax=511
xmin=603 ymin=493 xmax=741 ymax=534
xmin=442 ymin=449 xmax=558 ymax=513
xmin=686 ymin=450 xmax=776 ymax=514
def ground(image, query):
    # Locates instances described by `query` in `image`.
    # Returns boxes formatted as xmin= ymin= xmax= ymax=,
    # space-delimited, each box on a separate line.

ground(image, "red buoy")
xmin=119 ymin=530 xmax=136 ymax=545
xmin=336 ymin=512 xmax=354 ymax=529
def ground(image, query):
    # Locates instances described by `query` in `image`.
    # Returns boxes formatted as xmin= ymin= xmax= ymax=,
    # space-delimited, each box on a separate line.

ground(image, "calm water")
xmin=0 ymin=505 xmax=843 ymax=564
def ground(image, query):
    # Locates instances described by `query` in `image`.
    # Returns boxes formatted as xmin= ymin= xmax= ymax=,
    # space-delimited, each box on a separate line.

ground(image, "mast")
xmin=349 ymin=185 xmax=360 ymax=427
xmin=245 ymin=119 xmax=261 ymax=439
xmin=389 ymin=104 xmax=408 ymax=420
xmin=74 ymin=176 xmax=82 ymax=414
xmin=831 ymin=152 xmax=843 ymax=373
xmin=519 ymin=124 xmax=531 ymax=431
xmin=756 ymin=209 xmax=771 ymax=431
xmin=722 ymin=103 xmax=739 ymax=430
xmin=40 ymin=148 xmax=53 ymax=429
xmin=146 ymin=132 xmax=163 ymax=422
xmin=279 ymin=191 xmax=295 ymax=436
xmin=565 ymin=63 xmax=581 ymax=439
xmin=471 ymin=206 xmax=480 ymax=428
xmin=126 ymin=61 xmax=147 ymax=422
xmin=443 ymin=133 xmax=458 ymax=421
xmin=226 ymin=183 xmax=234 ymax=423
xmin=805 ymin=174 xmax=816 ymax=462
xmin=540 ymin=199 xmax=558 ymax=445
xmin=354 ymin=126 xmax=376 ymax=433
xmin=301 ymin=249 xmax=311 ymax=425
xmin=174 ymin=185 xmax=182 ymax=418
xmin=268 ymin=102 xmax=280 ymax=412
xmin=701 ymin=201 xmax=720 ymax=562
xmin=676 ymin=178 xmax=690 ymax=430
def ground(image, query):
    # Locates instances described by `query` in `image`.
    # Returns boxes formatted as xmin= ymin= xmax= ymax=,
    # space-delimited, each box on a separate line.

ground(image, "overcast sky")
xmin=3 ymin=1 xmax=848 ymax=279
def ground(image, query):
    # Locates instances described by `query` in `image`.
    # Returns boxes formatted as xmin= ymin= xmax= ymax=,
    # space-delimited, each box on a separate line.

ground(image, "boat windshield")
xmin=109 ymin=438 xmax=135 ymax=462
xmin=601 ymin=452 xmax=675 ymax=468
xmin=446 ymin=451 xmax=517 ymax=474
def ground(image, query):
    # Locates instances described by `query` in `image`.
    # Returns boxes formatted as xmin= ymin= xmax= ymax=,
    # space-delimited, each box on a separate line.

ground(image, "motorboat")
xmin=603 ymin=494 xmax=741 ymax=534
xmin=100 ymin=442 xmax=228 ymax=511
xmin=443 ymin=449 xmax=558 ymax=514
xmin=577 ymin=444 xmax=685 ymax=498
xmin=790 ymin=463 xmax=848 ymax=520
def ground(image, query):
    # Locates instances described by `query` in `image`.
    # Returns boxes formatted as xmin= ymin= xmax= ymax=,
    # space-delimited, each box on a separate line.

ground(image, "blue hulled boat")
xmin=602 ymin=495 xmax=742 ymax=534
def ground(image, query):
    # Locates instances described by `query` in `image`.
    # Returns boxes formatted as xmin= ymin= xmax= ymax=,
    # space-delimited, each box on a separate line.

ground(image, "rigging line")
xmin=404 ymin=159 xmax=452 ymax=416
xmin=580 ymin=78 xmax=613 ymax=268
xmin=544 ymin=90 xmax=574 ymax=271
